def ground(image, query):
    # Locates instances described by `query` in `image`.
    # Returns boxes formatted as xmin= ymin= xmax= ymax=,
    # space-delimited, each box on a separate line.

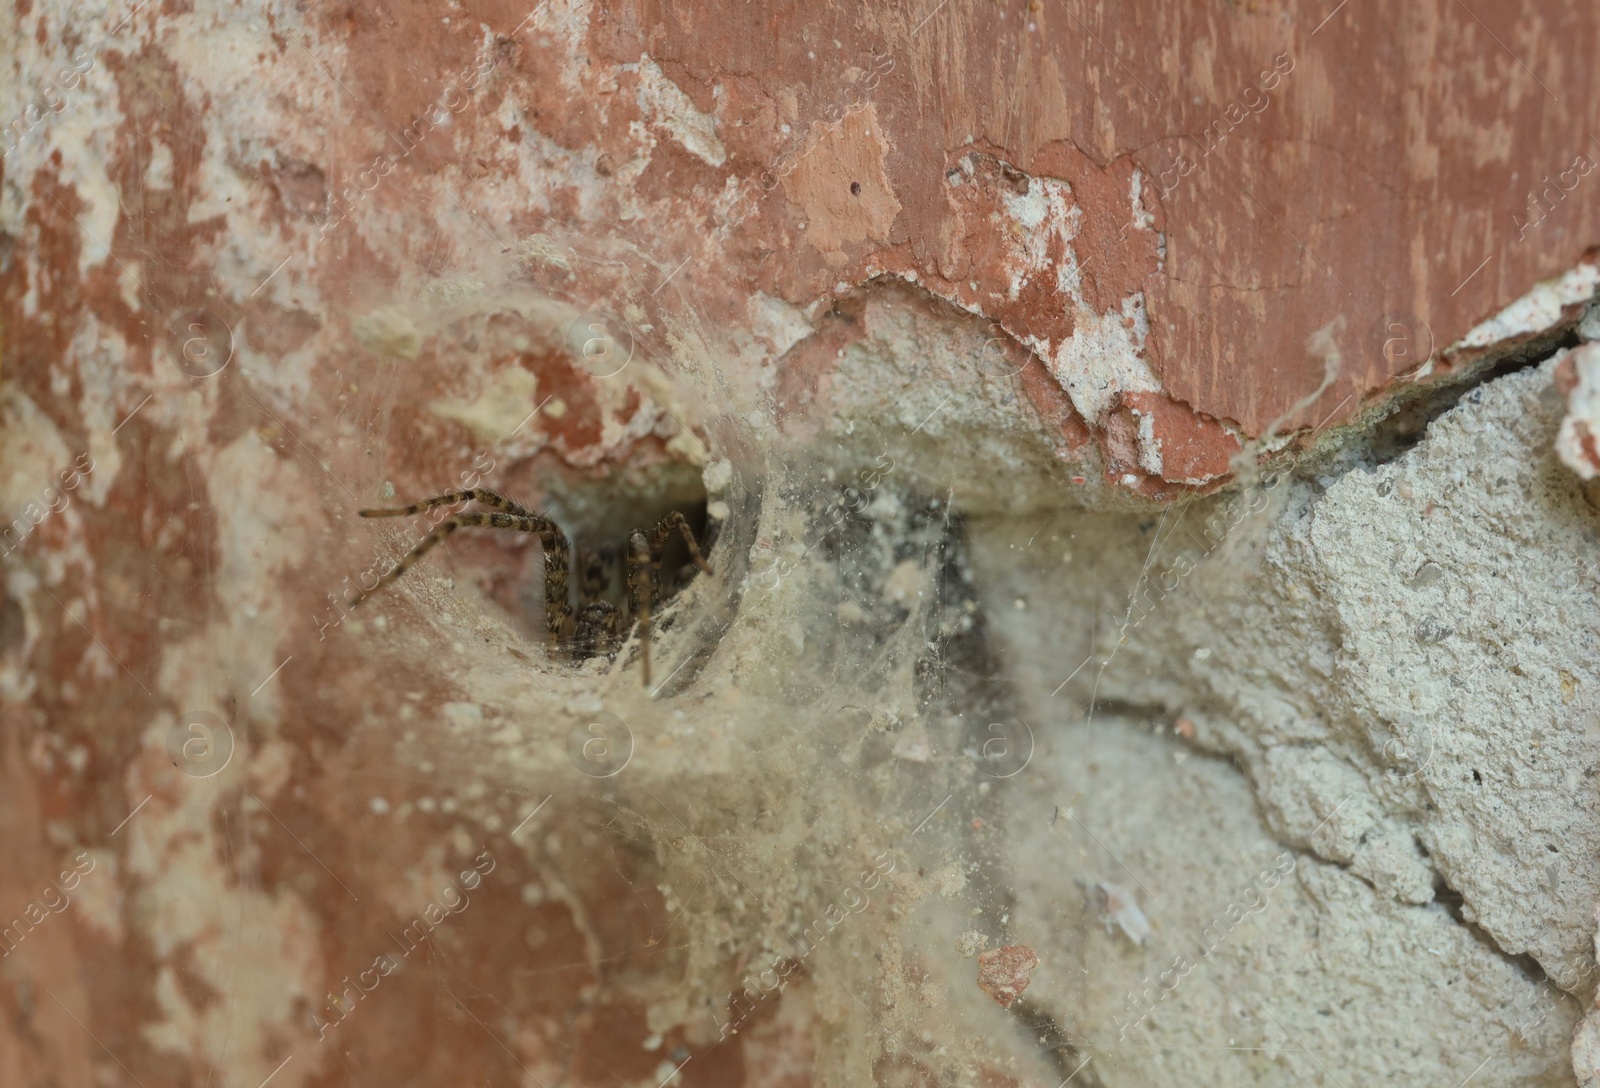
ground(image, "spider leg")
xmin=541 ymin=525 xmax=574 ymax=651
xmin=628 ymin=513 xmax=713 ymax=687
xmin=352 ymin=510 xmax=572 ymax=645
xmin=645 ymin=511 xmax=714 ymax=578
xmin=358 ymin=487 xmax=538 ymax=519
xmin=626 ymin=531 xmax=653 ymax=686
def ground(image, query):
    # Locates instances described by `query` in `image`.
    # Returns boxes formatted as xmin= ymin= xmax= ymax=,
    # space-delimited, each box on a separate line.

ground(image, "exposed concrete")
xmin=1010 ymin=726 xmax=1577 ymax=1087
xmin=965 ymin=354 xmax=1600 ymax=1084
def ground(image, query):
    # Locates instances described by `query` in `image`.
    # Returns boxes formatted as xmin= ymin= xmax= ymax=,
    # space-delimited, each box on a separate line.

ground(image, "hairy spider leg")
xmin=627 ymin=531 xmax=654 ymax=685
xmin=640 ymin=508 xmax=716 ymax=604
xmin=354 ymin=496 xmax=573 ymax=647
xmin=539 ymin=521 xmax=576 ymax=649
xmin=355 ymin=491 xmax=713 ymax=686
xmin=358 ymin=487 xmax=540 ymax=520
xmin=626 ymin=512 xmax=715 ymax=687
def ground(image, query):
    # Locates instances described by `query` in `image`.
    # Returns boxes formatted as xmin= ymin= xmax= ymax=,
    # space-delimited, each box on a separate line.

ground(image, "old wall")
xmin=2 ymin=1 xmax=1599 ymax=1086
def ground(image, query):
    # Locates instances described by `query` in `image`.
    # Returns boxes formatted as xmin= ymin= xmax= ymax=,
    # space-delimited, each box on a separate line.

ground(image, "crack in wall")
xmin=1307 ymin=312 xmax=1589 ymax=479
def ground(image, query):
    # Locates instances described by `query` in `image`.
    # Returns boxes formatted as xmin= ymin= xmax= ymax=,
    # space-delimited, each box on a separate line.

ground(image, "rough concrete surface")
xmin=1013 ymin=727 xmax=1575 ymax=1087
xmin=969 ymin=355 xmax=1600 ymax=1084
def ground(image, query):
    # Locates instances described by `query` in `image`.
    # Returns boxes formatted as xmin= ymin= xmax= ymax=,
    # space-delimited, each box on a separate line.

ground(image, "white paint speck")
xmin=1092 ymin=881 xmax=1152 ymax=945
xmin=634 ymin=54 xmax=727 ymax=167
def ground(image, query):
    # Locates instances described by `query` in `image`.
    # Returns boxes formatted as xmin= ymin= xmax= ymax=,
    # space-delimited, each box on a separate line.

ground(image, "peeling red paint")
xmin=1121 ymin=391 xmax=1242 ymax=486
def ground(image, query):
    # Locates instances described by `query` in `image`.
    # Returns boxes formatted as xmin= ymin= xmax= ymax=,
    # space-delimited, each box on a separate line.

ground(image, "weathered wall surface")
xmin=2 ymin=1 xmax=1599 ymax=1086
xmin=978 ymin=355 xmax=1600 ymax=1086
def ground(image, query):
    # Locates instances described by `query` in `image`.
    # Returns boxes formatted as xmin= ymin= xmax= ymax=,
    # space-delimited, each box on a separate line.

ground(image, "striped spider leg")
xmin=352 ymin=487 xmax=573 ymax=649
xmin=622 ymin=512 xmax=715 ymax=685
xmin=353 ymin=488 xmax=713 ymax=685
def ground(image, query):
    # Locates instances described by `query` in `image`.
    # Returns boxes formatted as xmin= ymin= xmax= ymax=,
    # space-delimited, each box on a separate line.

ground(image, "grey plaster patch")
xmin=957 ymin=356 xmax=1600 ymax=1083
xmin=1006 ymin=724 xmax=1578 ymax=1087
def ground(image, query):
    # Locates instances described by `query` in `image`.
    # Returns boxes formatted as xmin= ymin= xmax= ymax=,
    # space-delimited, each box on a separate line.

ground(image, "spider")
xmin=350 ymin=487 xmax=714 ymax=686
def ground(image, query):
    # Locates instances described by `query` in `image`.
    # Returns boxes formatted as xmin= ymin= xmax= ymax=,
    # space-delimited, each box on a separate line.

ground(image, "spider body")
xmin=351 ymin=487 xmax=713 ymax=685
